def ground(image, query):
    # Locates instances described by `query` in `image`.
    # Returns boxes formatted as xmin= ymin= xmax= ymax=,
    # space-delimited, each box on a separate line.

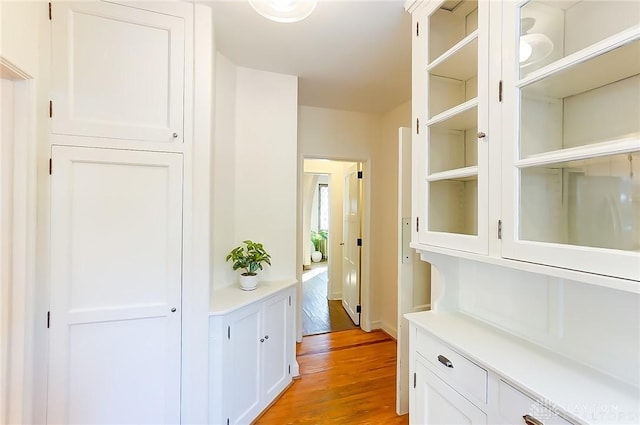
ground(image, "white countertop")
xmin=405 ymin=311 xmax=640 ymax=425
xmin=209 ymin=279 xmax=297 ymax=316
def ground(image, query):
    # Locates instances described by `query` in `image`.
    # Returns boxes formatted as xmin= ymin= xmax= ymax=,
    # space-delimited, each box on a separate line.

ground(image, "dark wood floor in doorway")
xmin=255 ymin=329 xmax=408 ymax=425
xmin=302 ymin=263 xmax=358 ymax=336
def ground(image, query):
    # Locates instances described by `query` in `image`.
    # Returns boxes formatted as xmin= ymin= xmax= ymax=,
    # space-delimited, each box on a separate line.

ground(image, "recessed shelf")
xmin=427 ymin=98 xmax=477 ymax=130
xmin=427 ymin=166 xmax=478 ymax=182
xmin=518 ymin=29 xmax=640 ymax=99
xmin=515 ymin=136 xmax=640 ymax=168
xmin=428 ymin=31 xmax=478 ymax=81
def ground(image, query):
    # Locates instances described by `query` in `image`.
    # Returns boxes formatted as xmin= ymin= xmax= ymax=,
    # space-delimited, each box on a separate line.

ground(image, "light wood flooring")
xmin=302 ymin=264 xmax=358 ymax=336
xmin=255 ymin=329 xmax=409 ymax=425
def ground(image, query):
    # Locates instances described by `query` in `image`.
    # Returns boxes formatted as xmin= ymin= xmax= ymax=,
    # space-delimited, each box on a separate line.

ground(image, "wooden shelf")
xmin=518 ymin=29 xmax=640 ymax=99
xmin=427 ymin=165 xmax=478 ymax=182
xmin=427 ymin=98 xmax=477 ymax=130
xmin=428 ymin=31 xmax=478 ymax=81
xmin=515 ymin=136 xmax=640 ymax=168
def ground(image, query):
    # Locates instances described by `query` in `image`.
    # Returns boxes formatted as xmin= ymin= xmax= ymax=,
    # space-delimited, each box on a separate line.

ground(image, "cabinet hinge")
xmin=357 ymin=170 xmax=363 ymax=179
xmin=356 ymin=238 xmax=362 ymax=247
xmin=47 ymin=311 xmax=50 ymax=328
xmin=227 ymin=325 xmax=230 ymax=340
xmin=416 ymin=117 xmax=420 ymax=135
xmin=288 ymin=364 xmax=291 ymax=375
xmin=49 ymin=100 xmax=52 ymax=118
xmin=498 ymin=80 xmax=503 ymax=102
xmin=416 ymin=217 xmax=419 ymax=233
xmin=416 ymin=21 xmax=419 ymax=37
xmin=498 ymin=219 xmax=502 ymax=240
xmin=48 ymin=2 xmax=52 ymax=20
xmin=413 ymin=372 xmax=416 ymax=388
xmin=288 ymin=295 xmax=291 ymax=306
xmin=49 ymin=158 xmax=52 ymax=175
xmin=356 ymin=305 xmax=361 ymax=313
xmin=226 ymin=419 xmax=229 ymax=425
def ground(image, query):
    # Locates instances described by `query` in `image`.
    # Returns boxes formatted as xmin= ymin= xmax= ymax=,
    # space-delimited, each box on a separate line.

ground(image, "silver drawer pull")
xmin=523 ymin=415 xmax=544 ymax=425
xmin=437 ymin=354 xmax=453 ymax=368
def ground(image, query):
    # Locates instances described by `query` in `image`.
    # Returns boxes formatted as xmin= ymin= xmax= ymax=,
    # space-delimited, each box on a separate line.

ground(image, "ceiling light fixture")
xmin=248 ymin=0 xmax=317 ymax=23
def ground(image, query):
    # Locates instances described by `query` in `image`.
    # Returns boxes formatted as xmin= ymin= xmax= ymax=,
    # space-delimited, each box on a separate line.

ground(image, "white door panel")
xmin=51 ymin=1 xmax=184 ymax=143
xmin=48 ymin=146 xmax=183 ymax=424
xmin=262 ymin=294 xmax=289 ymax=400
xmin=342 ymin=163 xmax=361 ymax=326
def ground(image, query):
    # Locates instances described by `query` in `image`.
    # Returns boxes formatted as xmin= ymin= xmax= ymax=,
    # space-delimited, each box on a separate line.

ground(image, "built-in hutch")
xmin=404 ymin=0 xmax=639 ymax=424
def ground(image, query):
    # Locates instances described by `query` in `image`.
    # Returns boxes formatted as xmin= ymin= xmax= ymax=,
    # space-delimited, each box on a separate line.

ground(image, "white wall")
xmin=0 ymin=1 xmax=40 ymax=77
xmin=213 ymin=65 xmax=298 ymax=286
xmin=371 ymin=100 xmax=412 ymax=337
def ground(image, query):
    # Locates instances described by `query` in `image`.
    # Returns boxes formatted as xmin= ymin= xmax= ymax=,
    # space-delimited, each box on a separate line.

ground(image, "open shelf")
xmin=516 ymin=137 xmax=640 ymax=168
xmin=428 ymin=31 xmax=478 ymax=81
xmin=518 ymin=31 xmax=640 ymax=99
xmin=427 ymin=166 xmax=478 ymax=182
xmin=427 ymin=98 xmax=477 ymax=130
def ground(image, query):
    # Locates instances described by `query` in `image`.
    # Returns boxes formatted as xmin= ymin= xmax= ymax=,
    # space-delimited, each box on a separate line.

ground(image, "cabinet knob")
xmin=172 ymin=132 xmax=178 ymax=138
xmin=477 ymin=131 xmax=486 ymax=139
xmin=264 ymin=335 xmax=269 ymax=340
xmin=170 ymin=307 xmax=176 ymax=313
xmin=260 ymin=338 xmax=265 ymax=343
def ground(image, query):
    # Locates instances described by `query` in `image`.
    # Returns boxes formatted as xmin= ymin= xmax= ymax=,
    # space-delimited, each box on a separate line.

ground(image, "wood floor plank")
xmin=255 ymin=329 xmax=409 ymax=425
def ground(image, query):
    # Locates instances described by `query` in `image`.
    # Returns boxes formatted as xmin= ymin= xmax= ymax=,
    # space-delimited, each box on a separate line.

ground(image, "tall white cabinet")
xmin=406 ymin=0 xmax=639 ymax=424
xmin=46 ymin=1 xmax=193 ymax=423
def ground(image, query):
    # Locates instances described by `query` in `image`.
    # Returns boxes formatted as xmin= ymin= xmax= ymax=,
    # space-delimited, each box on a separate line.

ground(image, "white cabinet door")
xmin=262 ymin=292 xmax=291 ymax=401
xmin=48 ymin=146 xmax=183 ymax=424
xmin=413 ymin=360 xmax=487 ymax=425
xmin=226 ymin=303 xmax=262 ymax=425
xmin=51 ymin=1 xmax=185 ymax=143
xmin=413 ymin=0 xmax=490 ymax=255
xmin=500 ymin=0 xmax=640 ymax=280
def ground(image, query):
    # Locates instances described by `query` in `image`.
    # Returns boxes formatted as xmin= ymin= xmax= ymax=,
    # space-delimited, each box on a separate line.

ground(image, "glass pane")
xmin=519 ymin=40 xmax=640 ymax=157
xmin=429 ymin=178 xmax=478 ymax=235
xmin=519 ymin=153 xmax=640 ymax=251
xmin=429 ymin=127 xmax=477 ymax=174
xmin=519 ymin=0 xmax=640 ymax=77
xmin=428 ymin=1 xmax=478 ymax=63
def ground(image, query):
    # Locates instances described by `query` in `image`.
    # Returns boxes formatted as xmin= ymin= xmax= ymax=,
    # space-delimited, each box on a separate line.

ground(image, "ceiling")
xmin=206 ymin=0 xmax=412 ymax=114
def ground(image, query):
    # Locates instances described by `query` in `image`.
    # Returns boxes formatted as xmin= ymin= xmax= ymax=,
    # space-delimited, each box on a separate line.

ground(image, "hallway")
xmin=302 ymin=264 xmax=359 ymax=335
xmin=255 ymin=329 xmax=407 ymax=424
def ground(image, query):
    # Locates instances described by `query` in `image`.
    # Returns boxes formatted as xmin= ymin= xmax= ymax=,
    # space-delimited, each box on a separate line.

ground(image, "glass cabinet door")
xmin=502 ymin=0 xmax=640 ymax=280
xmin=418 ymin=0 xmax=489 ymax=254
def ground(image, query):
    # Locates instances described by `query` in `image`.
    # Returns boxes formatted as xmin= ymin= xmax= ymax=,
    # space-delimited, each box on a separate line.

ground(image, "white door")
xmin=397 ymin=127 xmax=431 ymax=415
xmin=341 ymin=163 xmax=361 ymax=325
xmin=262 ymin=293 xmax=290 ymax=402
xmin=51 ymin=1 xmax=185 ymax=143
xmin=47 ymin=146 xmax=183 ymax=424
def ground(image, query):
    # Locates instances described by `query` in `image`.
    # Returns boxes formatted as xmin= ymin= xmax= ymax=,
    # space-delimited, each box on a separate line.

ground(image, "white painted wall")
xmin=211 ymin=53 xmax=237 ymax=290
xmin=371 ymin=100 xmax=412 ymax=337
xmin=234 ymin=66 xmax=298 ymax=282
xmin=0 ymin=1 xmax=40 ymax=77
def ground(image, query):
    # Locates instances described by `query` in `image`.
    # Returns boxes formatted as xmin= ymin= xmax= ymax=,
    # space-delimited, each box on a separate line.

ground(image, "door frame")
xmin=0 ymin=57 xmax=37 ymax=425
xmin=296 ymin=155 xmax=371 ymax=342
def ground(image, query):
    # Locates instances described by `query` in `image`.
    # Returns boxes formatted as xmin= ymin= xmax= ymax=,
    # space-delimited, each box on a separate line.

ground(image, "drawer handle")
xmin=523 ymin=415 xmax=544 ymax=425
xmin=437 ymin=354 xmax=453 ymax=368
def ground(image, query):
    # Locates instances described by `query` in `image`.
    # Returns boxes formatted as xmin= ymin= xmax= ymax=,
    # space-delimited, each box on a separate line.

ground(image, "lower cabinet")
xmin=407 ymin=313 xmax=639 ymax=425
xmin=209 ymin=282 xmax=296 ymax=425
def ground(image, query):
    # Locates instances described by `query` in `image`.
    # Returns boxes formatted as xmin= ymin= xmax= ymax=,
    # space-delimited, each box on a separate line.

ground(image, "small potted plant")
xmin=310 ymin=230 xmax=327 ymax=263
xmin=226 ymin=240 xmax=272 ymax=291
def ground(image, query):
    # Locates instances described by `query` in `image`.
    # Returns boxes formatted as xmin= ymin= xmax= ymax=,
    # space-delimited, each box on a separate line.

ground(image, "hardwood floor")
xmin=302 ymin=264 xmax=358 ymax=336
xmin=255 ymin=329 xmax=409 ymax=425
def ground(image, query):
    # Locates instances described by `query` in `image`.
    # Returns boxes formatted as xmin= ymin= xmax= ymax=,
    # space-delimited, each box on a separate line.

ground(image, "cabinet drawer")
xmin=416 ymin=329 xmax=488 ymax=405
xmin=499 ymin=380 xmax=573 ymax=425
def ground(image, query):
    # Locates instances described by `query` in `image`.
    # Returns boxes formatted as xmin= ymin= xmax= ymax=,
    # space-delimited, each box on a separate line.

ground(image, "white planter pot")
xmin=239 ymin=273 xmax=258 ymax=291
xmin=311 ymin=251 xmax=322 ymax=263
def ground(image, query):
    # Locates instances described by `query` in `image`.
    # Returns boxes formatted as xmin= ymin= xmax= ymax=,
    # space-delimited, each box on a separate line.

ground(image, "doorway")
xmin=301 ymin=159 xmax=363 ymax=336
